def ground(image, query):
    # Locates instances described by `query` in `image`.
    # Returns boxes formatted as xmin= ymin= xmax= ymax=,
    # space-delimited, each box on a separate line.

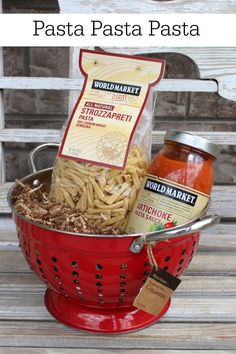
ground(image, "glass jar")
xmin=125 ymin=130 xmax=219 ymax=234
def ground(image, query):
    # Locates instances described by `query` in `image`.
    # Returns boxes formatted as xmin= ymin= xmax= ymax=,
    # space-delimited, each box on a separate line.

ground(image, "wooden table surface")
xmin=0 ymin=216 xmax=235 ymax=353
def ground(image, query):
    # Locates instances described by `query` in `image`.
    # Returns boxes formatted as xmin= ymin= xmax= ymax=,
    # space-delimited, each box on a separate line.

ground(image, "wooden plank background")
xmin=3 ymin=183 xmax=236 ymax=216
xmin=59 ymin=0 xmax=236 ymax=14
xmin=0 ymin=351 xmax=236 ymax=354
xmin=102 ymin=47 xmax=236 ymax=101
xmin=1 ymin=129 xmax=236 ymax=144
xmin=0 ymin=77 xmax=218 ymax=92
xmin=0 ymin=76 xmax=217 ymax=92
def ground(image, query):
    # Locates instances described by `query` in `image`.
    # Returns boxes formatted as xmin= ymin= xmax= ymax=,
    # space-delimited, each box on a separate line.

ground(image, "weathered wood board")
xmin=58 ymin=0 xmax=236 ymax=14
xmin=2 ymin=183 xmax=236 ymax=217
xmin=102 ymin=47 xmax=236 ymax=101
xmin=0 ymin=321 xmax=236 ymax=349
xmin=0 ymin=77 xmax=218 ymax=92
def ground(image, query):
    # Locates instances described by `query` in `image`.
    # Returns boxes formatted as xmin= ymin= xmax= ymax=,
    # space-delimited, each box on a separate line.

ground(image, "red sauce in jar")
xmin=148 ymin=141 xmax=214 ymax=195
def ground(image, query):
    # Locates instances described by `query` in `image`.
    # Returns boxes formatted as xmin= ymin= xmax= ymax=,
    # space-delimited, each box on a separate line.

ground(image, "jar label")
xmin=126 ymin=174 xmax=210 ymax=234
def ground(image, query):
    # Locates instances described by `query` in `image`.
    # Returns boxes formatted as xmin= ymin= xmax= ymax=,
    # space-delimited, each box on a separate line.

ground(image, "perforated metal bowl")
xmin=7 ymin=144 xmax=220 ymax=334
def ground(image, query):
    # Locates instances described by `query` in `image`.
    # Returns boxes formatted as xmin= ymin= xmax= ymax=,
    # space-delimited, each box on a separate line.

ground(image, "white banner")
xmin=0 ymin=14 xmax=235 ymax=47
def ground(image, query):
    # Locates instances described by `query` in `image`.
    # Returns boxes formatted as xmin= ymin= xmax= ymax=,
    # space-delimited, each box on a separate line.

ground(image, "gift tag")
xmin=133 ymin=267 xmax=181 ymax=316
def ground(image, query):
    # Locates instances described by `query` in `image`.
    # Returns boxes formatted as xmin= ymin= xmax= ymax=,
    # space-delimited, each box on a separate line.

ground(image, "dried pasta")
xmin=49 ymin=145 xmax=148 ymax=234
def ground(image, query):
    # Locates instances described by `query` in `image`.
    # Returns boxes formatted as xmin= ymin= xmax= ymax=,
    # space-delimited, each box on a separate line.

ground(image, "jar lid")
xmin=164 ymin=130 xmax=220 ymax=159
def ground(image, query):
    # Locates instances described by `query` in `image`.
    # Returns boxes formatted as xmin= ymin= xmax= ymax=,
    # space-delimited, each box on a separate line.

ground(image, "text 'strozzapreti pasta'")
xmin=49 ymin=49 xmax=165 ymax=234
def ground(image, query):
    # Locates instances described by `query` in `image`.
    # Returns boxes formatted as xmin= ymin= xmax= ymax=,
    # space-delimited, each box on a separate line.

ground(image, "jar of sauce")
xmin=125 ymin=130 xmax=219 ymax=234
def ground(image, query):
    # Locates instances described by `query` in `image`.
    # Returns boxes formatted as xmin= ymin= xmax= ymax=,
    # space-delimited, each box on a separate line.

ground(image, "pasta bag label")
xmin=126 ymin=174 xmax=210 ymax=234
xmin=59 ymin=49 xmax=165 ymax=169
xmin=133 ymin=267 xmax=181 ymax=316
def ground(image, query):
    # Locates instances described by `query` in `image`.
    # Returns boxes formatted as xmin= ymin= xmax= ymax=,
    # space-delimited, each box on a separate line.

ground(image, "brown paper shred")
xmin=13 ymin=181 xmax=118 ymax=235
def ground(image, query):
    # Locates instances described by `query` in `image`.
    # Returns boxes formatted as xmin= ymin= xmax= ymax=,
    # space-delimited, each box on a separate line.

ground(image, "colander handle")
xmin=28 ymin=143 xmax=60 ymax=173
xmin=129 ymin=214 xmax=220 ymax=254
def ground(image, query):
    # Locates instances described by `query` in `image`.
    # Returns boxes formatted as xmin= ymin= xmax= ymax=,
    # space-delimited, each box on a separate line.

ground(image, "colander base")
xmin=45 ymin=289 xmax=171 ymax=334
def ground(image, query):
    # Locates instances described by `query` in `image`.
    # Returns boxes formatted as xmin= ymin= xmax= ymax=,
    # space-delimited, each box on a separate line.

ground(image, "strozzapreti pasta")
xmin=49 ymin=50 xmax=165 ymax=234
xmin=49 ymin=145 xmax=148 ymax=233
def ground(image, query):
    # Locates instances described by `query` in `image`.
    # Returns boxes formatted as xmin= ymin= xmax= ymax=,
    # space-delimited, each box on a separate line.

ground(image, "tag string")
xmin=147 ymin=242 xmax=158 ymax=270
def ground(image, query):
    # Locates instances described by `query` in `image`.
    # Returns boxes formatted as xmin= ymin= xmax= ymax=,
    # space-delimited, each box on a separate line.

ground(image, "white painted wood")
xmin=0 ymin=144 xmax=5 ymax=185
xmin=101 ymin=47 xmax=236 ymax=101
xmin=0 ymin=292 xmax=236 ymax=322
xmin=59 ymin=4 xmax=236 ymax=100
xmin=0 ymin=251 xmax=31 ymax=273
xmin=0 ymin=182 xmax=13 ymax=213
xmin=1 ymin=350 xmax=233 ymax=354
xmin=0 ymin=129 xmax=234 ymax=145
xmin=1 ymin=273 xmax=235 ymax=296
xmin=1 ymin=217 xmax=235 ymax=252
xmin=0 ymin=77 xmax=218 ymax=92
xmin=0 ymin=128 xmax=60 ymax=143
xmin=168 ymin=297 xmax=236 ymax=322
xmin=199 ymin=224 xmax=236 ymax=252
xmin=0 ymin=250 xmax=235 ymax=275
xmin=69 ymin=47 xmax=83 ymax=114
xmin=0 ymin=77 xmax=83 ymax=90
xmin=209 ymin=185 xmax=236 ymax=218
xmin=0 ymin=239 xmax=18 ymax=251
xmin=186 ymin=253 xmax=236 ymax=275
xmin=58 ymin=0 xmax=236 ymax=14
xmin=0 ymin=216 xmax=20 ymax=249
xmin=2 ymin=182 xmax=236 ymax=216
xmin=0 ymin=321 xmax=236 ymax=349
xmin=180 ymin=275 xmax=236 ymax=295
xmin=151 ymin=131 xmax=236 ymax=145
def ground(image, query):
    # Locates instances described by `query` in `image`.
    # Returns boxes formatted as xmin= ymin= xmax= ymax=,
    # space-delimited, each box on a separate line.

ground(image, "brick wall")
xmin=2 ymin=2 xmax=236 ymax=184
xmin=3 ymin=47 xmax=69 ymax=179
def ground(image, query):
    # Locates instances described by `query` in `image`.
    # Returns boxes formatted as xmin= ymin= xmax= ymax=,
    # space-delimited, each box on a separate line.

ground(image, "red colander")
xmin=7 ymin=144 xmax=220 ymax=334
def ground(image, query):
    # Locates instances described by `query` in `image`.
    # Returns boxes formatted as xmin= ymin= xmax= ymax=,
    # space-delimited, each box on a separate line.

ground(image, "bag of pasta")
xmin=49 ymin=50 xmax=165 ymax=234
